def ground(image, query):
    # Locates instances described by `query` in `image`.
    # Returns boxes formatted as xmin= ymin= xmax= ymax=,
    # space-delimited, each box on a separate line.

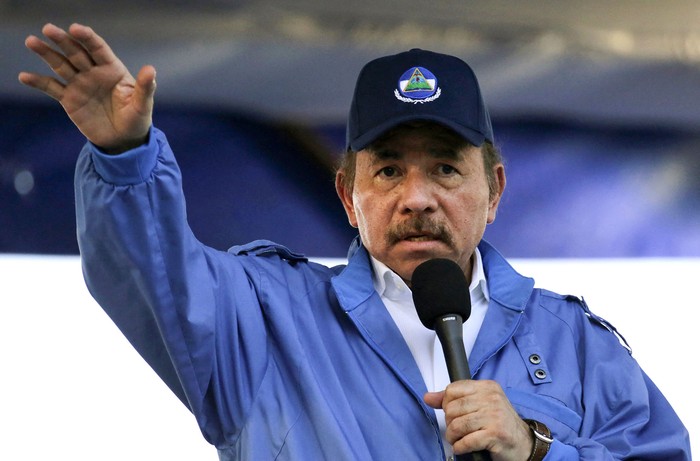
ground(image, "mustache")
xmin=386 ymin=216 xmax=454 ymax=247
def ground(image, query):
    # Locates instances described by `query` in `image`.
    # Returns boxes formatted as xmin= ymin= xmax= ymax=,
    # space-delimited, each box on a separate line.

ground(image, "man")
xmin=19 ymin=23 xmax=690 ymax=460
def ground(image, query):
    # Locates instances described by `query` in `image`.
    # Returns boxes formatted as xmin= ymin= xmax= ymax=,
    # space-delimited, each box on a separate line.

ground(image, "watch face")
xmin=526 ymin=419 xmax=554 ymax=443
xmin=534 ymin=430 xmax=554 ymax=444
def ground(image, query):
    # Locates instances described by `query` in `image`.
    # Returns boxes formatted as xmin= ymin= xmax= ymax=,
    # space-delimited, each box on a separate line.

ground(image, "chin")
xmin=394 ymin=257 xmax=436 ymax=283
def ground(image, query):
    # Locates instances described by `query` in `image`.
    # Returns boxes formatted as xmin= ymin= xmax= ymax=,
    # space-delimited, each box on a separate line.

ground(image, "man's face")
xmin=336 ymin=124 xmax=505 ymax=283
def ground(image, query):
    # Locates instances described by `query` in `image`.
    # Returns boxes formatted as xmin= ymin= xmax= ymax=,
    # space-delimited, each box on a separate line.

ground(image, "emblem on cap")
xmin=395 ymin=67 xmax=441 ymax=104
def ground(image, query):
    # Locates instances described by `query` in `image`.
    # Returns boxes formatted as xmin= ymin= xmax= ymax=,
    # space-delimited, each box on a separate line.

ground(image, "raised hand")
xmin=18 ymin=23 xmax=156 ymax=154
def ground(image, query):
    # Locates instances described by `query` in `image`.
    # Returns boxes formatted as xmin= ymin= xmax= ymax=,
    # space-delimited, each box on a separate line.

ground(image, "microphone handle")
xmin=435 ymin=316 xmax=491 ymax=461
xmin=434 ymin=315 xmax=471 ymax=381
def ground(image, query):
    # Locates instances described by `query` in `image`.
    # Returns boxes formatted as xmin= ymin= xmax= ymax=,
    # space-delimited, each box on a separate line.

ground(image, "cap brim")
xmin=348 ymin=115 xmax=487 ymax=152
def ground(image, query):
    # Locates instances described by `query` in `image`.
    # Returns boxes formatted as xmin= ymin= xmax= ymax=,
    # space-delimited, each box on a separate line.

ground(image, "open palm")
xmin=19 ymin=23 xmax=156 ymax=153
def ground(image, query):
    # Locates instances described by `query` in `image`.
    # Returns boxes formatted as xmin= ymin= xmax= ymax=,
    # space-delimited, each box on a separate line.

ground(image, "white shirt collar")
xmin=370 ymin=249 xmax=489 ymax=303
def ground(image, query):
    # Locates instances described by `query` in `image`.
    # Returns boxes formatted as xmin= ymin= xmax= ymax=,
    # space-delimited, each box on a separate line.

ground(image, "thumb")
xmin=424 ymin=390 xmax=445 ymax=409
xmin=133 ymin=64 xmax=157 ymax=115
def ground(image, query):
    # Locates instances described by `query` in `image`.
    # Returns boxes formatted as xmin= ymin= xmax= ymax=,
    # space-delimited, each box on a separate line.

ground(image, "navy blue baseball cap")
xmin=346 ymin=49 xmax=493 ymax=151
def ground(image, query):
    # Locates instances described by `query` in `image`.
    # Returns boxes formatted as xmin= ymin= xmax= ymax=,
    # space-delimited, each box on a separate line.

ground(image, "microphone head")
xmin=411 ymin=258 xmax=471 ymax=330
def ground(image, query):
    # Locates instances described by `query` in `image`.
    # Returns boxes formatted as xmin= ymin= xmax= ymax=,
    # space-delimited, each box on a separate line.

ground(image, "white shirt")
xmin=370 ymin=249 xmax=490 ymax=457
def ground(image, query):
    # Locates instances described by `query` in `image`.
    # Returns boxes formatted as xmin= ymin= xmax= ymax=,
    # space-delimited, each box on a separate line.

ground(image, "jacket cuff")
xmin=89 ymin=126 xmax=160 ymax=186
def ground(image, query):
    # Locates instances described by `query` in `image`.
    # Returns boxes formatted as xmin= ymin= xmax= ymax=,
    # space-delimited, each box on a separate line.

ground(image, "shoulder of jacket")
xmin=535 ymin=289 xmax=632 ymax=354
xmin=228 ymin=240 xmax=308 ymax=262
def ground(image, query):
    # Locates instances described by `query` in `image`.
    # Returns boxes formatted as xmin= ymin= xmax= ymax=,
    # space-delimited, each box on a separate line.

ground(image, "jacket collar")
xmin=470 ymin=240 xmax=535 ymax=375
xmin=478 ymin=240 xmax=534 ymax=311
xmin=331 ymin=238 xmax=430 ymax=396
xmin=335 ymin=238 xmax=534 ymax=312
xmin=331 ymin=238 xmax=536 ymax=384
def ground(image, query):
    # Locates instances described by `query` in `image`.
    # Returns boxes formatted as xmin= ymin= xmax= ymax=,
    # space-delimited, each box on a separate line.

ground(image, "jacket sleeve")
xmin=575 ymin=302 xmax=691 ymax=460
xmin=549 ymin=296 xmax=690 ymax=459
xmin=74 ymin=126 xmax=268 ymax=446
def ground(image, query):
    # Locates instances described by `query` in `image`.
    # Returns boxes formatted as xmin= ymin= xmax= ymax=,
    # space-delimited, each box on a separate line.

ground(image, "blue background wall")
xmin=1 ymin=98 xmax=699 ymax=258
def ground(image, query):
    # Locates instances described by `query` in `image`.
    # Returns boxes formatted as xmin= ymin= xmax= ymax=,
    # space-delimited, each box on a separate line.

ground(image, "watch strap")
xmin=524 ymin=419 xmax=553 ymax=461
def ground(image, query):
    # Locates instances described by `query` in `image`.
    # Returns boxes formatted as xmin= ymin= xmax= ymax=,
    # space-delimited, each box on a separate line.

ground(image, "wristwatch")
xmin=523 ymin=419 xmax=553 ymax=461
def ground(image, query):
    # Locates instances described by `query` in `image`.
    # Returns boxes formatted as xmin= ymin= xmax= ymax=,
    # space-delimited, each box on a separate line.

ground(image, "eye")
xmin=437 ymin=164 xmax=458 ymax=175
xmin=378 ymin=166 xmax=398 ymax=177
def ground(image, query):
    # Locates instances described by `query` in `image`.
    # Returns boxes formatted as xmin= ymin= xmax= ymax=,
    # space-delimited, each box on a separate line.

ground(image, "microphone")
xmin=412 ymin=258 xmax=490 ymax=461
xmin=411 ymin=258 xmax=472 ymax=381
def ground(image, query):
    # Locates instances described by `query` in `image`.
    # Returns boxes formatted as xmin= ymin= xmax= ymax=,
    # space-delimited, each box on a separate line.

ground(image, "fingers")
xmin=21 ymin=23 xmax=119 ymax=83
xmin=441 ymin=383 xmax=485 ymax=446
xmin=442 ymin=380 xmax=482 ymax=417
xmin=66 ymin=23 xmax=119 ymax=67
xmin=41 ymin=23 xmax=95 ymax=72
xmin=17 ymin=71 xmax=65 ymax=101
xmin=448 ymin=410 xmax=533 ymax=459
xmin=23 ymin=33 xmax=79 ymax=83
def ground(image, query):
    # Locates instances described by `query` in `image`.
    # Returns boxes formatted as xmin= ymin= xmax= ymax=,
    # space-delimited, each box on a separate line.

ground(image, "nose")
xmin=398 ymin=170 xmax=438 ymax=215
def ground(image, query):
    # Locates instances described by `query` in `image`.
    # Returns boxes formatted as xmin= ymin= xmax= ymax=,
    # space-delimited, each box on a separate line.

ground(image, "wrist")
xmin=99 ymin=132 xmax=150 ymax=155
xmin=90 ymin=126 xmax=159 ymax=186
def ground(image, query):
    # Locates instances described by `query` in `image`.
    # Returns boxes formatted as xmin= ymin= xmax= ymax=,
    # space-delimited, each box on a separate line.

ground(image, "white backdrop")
xmin=1 ymin=254 xmax=696 ymax=459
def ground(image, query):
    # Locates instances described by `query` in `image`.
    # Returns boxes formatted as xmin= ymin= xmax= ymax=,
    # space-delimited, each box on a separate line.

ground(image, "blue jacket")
xmin=75 ymin=127 xmax=690 ymax=460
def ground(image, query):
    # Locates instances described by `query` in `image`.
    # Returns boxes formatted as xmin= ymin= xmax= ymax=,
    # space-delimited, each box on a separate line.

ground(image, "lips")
xmin=402 ymin=233 xmax=440 ymax=242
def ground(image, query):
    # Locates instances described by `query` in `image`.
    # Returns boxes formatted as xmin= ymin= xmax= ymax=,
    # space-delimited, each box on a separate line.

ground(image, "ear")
xmin=487 ymin=163 xmax=506 ymax=224
xmin=335 ymin=170 xmax=359 ymax=228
